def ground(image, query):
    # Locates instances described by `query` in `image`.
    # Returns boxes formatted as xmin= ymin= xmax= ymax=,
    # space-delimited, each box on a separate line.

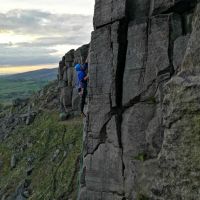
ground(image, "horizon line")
xmin=0 ymin=64 xmax=58 ymax=75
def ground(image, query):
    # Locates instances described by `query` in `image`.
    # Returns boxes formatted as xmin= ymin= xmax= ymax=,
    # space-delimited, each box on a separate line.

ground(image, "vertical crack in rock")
xmin=115 ymin=19 xmax=128 ymax=108
xmin=114 ymin=3 xmax=129 ymax=198
xmin=168 ymin=15 xmax=176 ymax=77
xmin=111 ymin=0 xmax=114 ymax=23
xmin=141 ymin=18 xmax=151 ymax=83
xmin=149 ymin=0 xmax=155 ymax=16
xmin=84 ymin=116 xmax=111 ymax=156
xmin=122 ymin=79 xmax=157 ymax=112
xmin=180 ymin=14 xmax=186 ymax=35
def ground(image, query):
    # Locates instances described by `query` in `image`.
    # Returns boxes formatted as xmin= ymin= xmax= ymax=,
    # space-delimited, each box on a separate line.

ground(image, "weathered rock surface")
xmin=58 ymin=44 xmax=89 ymax=113
xmin=79 ymin=0 xmax=200 ymax=199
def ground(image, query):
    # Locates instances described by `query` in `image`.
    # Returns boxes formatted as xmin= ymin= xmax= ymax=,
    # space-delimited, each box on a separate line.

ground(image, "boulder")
xmin=60 ymin=86 xmax=72 ymax=110
xmin=72 ymin=88 xmax=80 ymax=111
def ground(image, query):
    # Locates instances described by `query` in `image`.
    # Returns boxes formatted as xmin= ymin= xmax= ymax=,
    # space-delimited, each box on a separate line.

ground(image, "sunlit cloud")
xmin=0 ymin=64 xmax=57 ymax=75
xmin=0 ymin=8 xmax=93 ymax=74
xmin=0 ymin=44 xmax=59 ymax=66
xmin=0 ymin=31 xmax=37 ymax=44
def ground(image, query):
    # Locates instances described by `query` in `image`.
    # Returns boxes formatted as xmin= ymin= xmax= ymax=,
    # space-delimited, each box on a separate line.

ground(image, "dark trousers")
xmin=81 ymin=88 xmax=87 ymax=113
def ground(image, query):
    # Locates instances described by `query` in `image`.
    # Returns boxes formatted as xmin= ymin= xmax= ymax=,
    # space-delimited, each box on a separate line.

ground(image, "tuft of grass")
xmin=134 ymin=153 xmax=147 ymax=162
xmin=146 ymin=96 xmax=157 ymax=104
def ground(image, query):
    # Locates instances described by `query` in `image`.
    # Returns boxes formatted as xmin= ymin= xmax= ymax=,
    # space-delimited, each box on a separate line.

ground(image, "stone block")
xmin=84 ymin=143 xmax=124 ymax=195
xmin=74 ymin=44 xmax=89 ymax=64
xmin=127 ymin=0 xmax=150 ymax=21
xmin=93 ymin=0 xmax=126 ymax=28
xmin=144 ymin=14 xmax=172 ymax=86
xmin=173 ymin=34 xmax=190 ymax=72
xmin=122 ymin=103 xmax=155 ymax=196
xmin=65 ymin=49 xmax=74 ymax=62
xmin=89 ymin=21 xmax=124 ymax=106
xmin=182 ymin=3 xmax=200 ymax=73
xmin=72 ymin=88 xmax=80 ymax=111
xmin=150 ymin=0 xmax=196 ymax=15
xmin=60 ymin=86 xmax=72 ymax=108
xmin=123 ymin=22 xmax=147 ymax=105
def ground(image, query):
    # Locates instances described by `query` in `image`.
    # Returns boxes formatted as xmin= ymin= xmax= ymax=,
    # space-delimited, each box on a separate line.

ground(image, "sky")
xmin=0 ymin=0 xmax=94 ymax=75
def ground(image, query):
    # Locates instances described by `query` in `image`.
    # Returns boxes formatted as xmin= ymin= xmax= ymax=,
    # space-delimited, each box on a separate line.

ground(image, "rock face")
xmin=79 ymin=0 xmax=200 ymax=199
xmin=58 ymin=44 xmax=89 ymax=112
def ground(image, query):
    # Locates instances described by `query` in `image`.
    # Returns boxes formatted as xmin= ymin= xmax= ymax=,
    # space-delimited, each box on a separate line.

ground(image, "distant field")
xmin=0 ymin=79 xmax=49 ymax=104
xmin=0 ymin=68 xmax=57 ymax=105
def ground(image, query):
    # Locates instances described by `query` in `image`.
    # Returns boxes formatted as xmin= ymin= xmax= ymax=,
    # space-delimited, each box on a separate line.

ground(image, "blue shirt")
xmin=75 ymin=64 xmax=87 ymax=89
xmin=78 ymin=71 xmax=87 ymax=88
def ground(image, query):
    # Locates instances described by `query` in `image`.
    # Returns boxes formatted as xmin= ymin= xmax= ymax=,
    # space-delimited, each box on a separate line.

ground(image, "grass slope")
xmin=0 ymin=79 xmax=49 ymax=104
xmin=3 ymin=68 xmax=57 ymax=81
xmin=0 ymin=68 xmax=57 ymax=104
xmin=0 ymin=111 xmax=83 ymax=200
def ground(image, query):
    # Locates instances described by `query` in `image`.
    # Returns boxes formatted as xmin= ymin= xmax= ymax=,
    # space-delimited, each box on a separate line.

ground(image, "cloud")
xmin=0 ymin=44 xmax=59 ymax=66
xmin=17 ymin=35 xmax=88 ymax=47
xmin=0 ymin=9 xmax=93 ymax=67
xmin=0 ymin=0 xmax=95 ymax=15
xmin=0 ymin=9 xmax=93 ymax=36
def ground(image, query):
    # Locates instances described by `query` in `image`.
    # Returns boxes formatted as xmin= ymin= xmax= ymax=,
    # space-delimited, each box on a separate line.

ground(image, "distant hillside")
xmin=0 ymin=68 xmax=58 ymax=104
xmin=2 ymin=68 xmax=57 ymax=81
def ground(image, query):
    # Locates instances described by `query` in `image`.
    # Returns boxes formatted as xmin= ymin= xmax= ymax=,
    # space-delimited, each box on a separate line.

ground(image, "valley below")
xmin=0 ymin=68 xmax=57 ymax=105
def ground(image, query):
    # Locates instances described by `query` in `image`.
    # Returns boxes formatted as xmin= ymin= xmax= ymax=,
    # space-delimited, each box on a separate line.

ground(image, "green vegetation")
xmin=0 ymin=111 xmax=83 ymax=200
xmin=0 ymin=79 xmax=49 ymax=104
xmin=137 ymin=193 xmax=149 ymax=200
xmin=146 ymin=96 xmax=157 ymax=104
xmin=176 ymin=114 xmax=200 ymax=181
xmin=134 ymin=153 xmax=147 ymax=162
xmin=0 ymin=102 xmax=4 ymax=111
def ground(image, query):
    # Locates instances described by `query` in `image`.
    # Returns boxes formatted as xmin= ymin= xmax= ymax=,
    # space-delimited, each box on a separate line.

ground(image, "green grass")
xmin=134 ymin=153 xmax=147 ymax=162
xmin=0 ymin=111 xmax=83 ymax=200
xmin=0 ymin=79 xmax=49 ymax=104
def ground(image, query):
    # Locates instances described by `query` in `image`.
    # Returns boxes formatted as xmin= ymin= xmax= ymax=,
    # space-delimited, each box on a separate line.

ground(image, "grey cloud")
xmin=0 ymin=44 xmax=59 ymax=66
xmin=0 ymin=9 xmax=93 ymax=67
xmin=17 ymin=35 xmax=89 ymax=47
xmin=0 ymin=9 xmax=93 ymax=36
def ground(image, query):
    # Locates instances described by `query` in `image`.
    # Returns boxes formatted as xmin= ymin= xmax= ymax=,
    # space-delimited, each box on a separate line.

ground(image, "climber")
xmin=75 ymin=62 xmax=89 ymax=117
